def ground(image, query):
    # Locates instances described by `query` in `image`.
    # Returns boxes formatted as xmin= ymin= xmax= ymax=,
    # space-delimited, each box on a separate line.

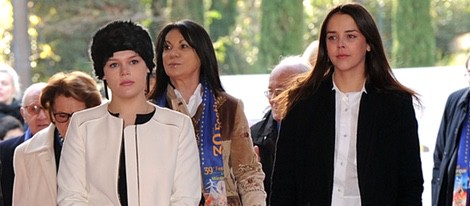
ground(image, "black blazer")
xmin=270 ymin=77 xmax=424 ymax=206
xmin=0 ymin=135 xmax=25 ymax=206
xmin=0 ymin=160 xmax=3 ymax=206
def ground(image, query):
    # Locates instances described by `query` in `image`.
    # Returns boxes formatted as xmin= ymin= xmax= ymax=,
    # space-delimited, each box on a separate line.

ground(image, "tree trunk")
xmin=12 ymin=0 xmax=31 ymax=88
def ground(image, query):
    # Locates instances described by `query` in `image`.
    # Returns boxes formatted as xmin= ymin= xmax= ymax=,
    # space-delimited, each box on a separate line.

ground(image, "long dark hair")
xmin=279 ymin=3 xmax=417 ymax=116
xmin=151 ymin=19 xmax=224 ymax=99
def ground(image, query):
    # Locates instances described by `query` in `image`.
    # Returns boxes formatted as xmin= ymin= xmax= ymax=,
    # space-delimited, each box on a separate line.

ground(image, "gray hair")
xmin=21 ymin=82 xmax=47 ymax=106
xmin=274 ymin=55 xmax=310 ymax=73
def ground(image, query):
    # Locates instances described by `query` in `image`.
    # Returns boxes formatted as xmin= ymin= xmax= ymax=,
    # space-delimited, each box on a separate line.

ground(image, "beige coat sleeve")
xmin=229 ymin=99 xmax=267 ymax=206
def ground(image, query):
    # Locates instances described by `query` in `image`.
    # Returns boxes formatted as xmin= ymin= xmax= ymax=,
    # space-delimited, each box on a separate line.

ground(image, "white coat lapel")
xmin=37 ymin=150 xmax=57 ymax=200
xmin=24 ymin=124 xmax=58 ymax=201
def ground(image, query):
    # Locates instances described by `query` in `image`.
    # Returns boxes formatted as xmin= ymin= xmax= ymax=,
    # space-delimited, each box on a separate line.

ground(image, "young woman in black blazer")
xmin=270 ymin=3 xmax=423 ymax=206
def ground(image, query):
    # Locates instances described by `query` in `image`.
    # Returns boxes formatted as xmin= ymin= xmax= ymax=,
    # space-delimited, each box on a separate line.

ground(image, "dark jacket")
xmin=0 ymin=135 xmax=26 ymax=206
xmin=0 ymin=99 xmax=24 ymax=126
xmin=0 ymin=160 xmax=3 ymax=206
xmin=432 ymin=87 xmax=470 ymax=206
xmin=250 ymin=110 xmax=278 ymax=202
xmin=270 ymin=76 xmax=424 ymax=206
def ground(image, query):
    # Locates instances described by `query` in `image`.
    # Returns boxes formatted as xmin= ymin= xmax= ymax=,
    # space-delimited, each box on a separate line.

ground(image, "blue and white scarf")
xmin=155 ymin=80 xmax=227 ymax=205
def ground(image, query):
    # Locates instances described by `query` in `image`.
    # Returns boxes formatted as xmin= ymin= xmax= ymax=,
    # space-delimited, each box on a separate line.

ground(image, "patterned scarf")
xmin=155 ymin=80 xmax=227 ymax=205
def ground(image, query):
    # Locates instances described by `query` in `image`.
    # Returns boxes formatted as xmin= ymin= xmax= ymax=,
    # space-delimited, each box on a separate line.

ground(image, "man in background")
xmin=0 ymin=83 xmax=49 ymax=206
xmin=250 ymin=56 xmax=309 ymax=203
xmin=432 ymin=53 xmax=470 ymax=206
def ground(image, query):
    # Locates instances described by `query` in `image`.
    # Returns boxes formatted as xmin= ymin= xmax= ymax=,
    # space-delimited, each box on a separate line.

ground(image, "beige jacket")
xmin=57 ymin=102 xmax=202 ymax=206
xmin=13 ymin=124 xmax=58 ymax=206
xmin=166 ymin=88 xmax=266 ymax=206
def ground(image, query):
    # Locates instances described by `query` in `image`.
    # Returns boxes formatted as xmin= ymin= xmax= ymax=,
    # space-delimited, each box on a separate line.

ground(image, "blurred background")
xmin=0 ymin=0 xmax=469 ymax=88
xmin=1 ymin=1 xmax=470 ymax=205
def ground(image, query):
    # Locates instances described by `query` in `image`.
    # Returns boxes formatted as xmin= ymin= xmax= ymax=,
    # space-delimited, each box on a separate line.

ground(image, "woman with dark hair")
xmin=57 ymin=20 xmax=201 ymax=205
xmin=12 ymin=71 xmax=102 ymax=205
xmin=151 ymin=19 xmax=266 ymax=205
xmin=271 ymin=3 xmax=423 ymax=205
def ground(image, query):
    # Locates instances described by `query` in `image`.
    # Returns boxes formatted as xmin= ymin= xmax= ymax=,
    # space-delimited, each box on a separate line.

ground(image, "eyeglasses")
xmin=53 ymin=112 xmax=74 ymax=123
xmin=23 ymin=105 xmax=45 ymax=115
xmin=264 ymin=88 xmax=284 ymax=98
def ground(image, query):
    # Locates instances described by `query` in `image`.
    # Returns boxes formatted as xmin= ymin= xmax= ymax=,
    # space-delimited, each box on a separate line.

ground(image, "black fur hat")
xmin=90 ymin=20 xmax=155 ymax=80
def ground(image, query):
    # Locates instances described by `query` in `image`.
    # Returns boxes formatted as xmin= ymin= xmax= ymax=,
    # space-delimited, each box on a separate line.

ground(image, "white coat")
xmin=13 ymin=124 xmax=58 ymax=206
xmin=57 ymin=102 xmax=202 ymax=206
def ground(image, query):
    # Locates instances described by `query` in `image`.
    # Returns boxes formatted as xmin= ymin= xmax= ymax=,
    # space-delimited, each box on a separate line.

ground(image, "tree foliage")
xmin=29 ymin=0 xmax=149 ymax=82
xmin=0 ymin=0 xmax=13 ymax=64
xmin=257 ymin=0 xmax=305 ymax=72
xmin=146 ymin=0 xmax=166 ymax=41
xmin=170 ymin=0 xmax=204 ymax=24
xmin=208 ymin=0 xmax=250 ymax=74
xmin=432 ymin=0 xmax=470 ymax=65
xmin=392 ymin=0 xmax=435 ymax=67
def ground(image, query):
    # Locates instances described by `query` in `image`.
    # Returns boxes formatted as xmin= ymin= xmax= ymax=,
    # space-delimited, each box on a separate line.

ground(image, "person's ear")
xmin=20 ymin=107 xmax=26 ymax=119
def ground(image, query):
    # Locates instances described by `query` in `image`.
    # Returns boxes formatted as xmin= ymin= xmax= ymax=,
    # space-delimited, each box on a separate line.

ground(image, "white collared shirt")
xmin=331 ymin=79 xmax=366 ymax=206
xmin=174 ymin=83 xmax=202 ymax=117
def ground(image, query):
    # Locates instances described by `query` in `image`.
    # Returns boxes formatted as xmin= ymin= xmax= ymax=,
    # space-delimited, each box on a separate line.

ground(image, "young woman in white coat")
xmin=57 ymin=20 xmax=202 ymax=205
